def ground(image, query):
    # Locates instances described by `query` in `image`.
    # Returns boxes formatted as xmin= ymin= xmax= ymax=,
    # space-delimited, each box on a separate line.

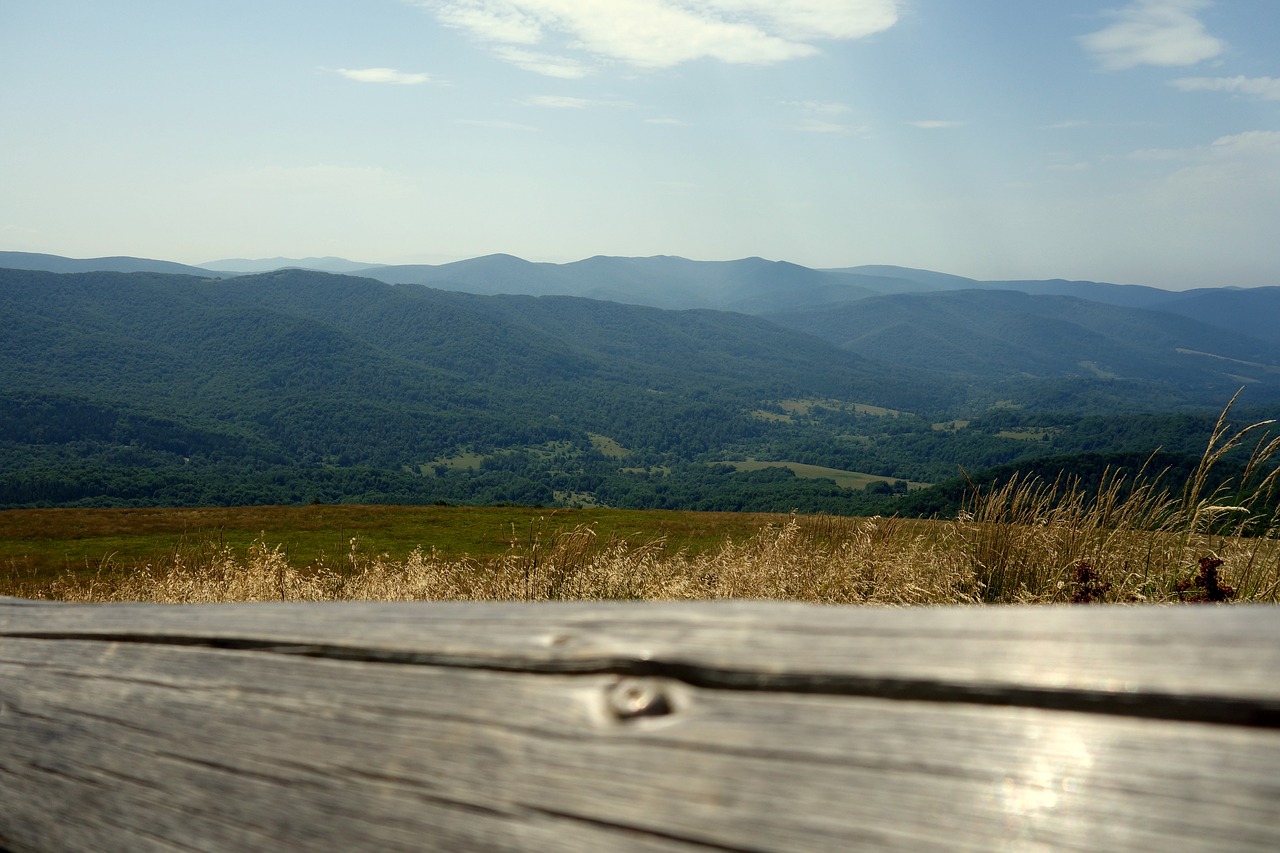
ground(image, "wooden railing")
xmin=2 ymin=598 xmax=1277 ymax=851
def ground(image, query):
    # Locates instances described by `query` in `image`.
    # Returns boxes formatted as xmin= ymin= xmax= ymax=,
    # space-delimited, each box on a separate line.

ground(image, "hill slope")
xmin=765 ymin=288 xmax=1280 ymax=404
xmin=0 ymin=251 xmax=237 ymax=278
xmin=1148 ymin=286 xmax=1280 ymax=346
xmin=4 ymin=265 xmax=1277 ymax=510
xmin=199 ymin=257 xmax=385 ymax=274
xmin=353 ymin=254 xmax=883 ymax=313
xmin=1 ymin=267 xmax=967 ymax=508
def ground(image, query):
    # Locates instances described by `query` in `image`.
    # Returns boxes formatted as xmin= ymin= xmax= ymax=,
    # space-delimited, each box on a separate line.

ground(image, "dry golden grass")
xmin=38 ymin=516 xmax=962 ymax=604
xmin=34 ymin=508 xmax=1279 ymax=605
xmin=24 ymin=396 xmax=1280 ymax=606
xmin=955 ymin=394 xmax=1280 ymax=603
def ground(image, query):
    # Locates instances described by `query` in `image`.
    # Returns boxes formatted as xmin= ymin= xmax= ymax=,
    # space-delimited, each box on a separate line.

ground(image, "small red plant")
xmin=1175 ymin=557 xmax=1236 ymax=603
xmin=1069 ymin=562 xmax=1111 ymax=604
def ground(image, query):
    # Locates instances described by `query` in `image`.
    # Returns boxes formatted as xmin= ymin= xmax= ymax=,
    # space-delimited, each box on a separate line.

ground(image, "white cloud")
xmin=1205 ymin=129 xmax=1280 ymax=163
xmin=711 ymin=0 xmax=899 ymax=40
xmin=1172 ymin=75 xmax=1280 ymax=100
xmin=1043 ymin=119 xmax=1091 ymax=129
xmin=336 ymin=67 xmax=431 ymax=85
xmin=1079 ymin=0 xmax=1223 ymax=70
xmin=432 ymin=3 xmax=543 ymax=43
xmin=909 ymin=120 xmax=964 ymax=129
xmin=415 ymin=1 xmax=899 ymax=74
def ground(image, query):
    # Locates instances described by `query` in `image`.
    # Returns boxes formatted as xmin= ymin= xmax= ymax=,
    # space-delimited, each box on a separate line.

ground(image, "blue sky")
xmin=1 ymin=0 xmax=1277 ymax=288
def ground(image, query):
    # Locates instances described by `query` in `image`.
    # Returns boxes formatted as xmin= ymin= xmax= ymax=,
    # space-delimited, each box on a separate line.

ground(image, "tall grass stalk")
xmin=957 ymin=392 xmax=1280 ymax=602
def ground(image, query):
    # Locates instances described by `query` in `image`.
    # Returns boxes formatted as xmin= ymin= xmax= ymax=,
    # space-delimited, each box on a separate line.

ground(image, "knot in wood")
xmin=607 ymin=678 xmax=673 ymax=720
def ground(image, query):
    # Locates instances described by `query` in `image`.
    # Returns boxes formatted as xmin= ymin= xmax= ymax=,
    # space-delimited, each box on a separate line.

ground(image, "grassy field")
xmin=6 ymin=499 xmax=1276 ymax=604
xmin=0 ymin=504 xmax=797 ymax=594
xmin=716 ymin=460 xmax=930 ymax=490
xmin=5 ymin=400 xmax=1279 ymax=605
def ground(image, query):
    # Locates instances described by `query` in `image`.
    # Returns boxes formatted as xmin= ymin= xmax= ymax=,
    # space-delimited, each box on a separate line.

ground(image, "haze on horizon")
xmin=1 ymin=0 xmax=1278 ymax=290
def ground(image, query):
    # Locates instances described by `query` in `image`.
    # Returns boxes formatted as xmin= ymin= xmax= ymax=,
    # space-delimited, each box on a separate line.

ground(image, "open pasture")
xmin=0 ymin=504 xmax=792 ymax=595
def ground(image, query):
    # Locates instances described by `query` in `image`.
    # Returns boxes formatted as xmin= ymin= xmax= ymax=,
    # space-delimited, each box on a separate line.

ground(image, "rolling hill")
xmin=0 ymin=266 xmax=964 ymax=508
xmin=13 ymin=250 xmax=1275 ymax=325
xmin=3 ymin=259 xmax=1277 ymax=510
xmin=349 ymin=254 xmax=884 ymax=313
xmin=765 ymin=288 xmax=1280 ymax=402
xmin=199 ymin=256 xmax=386 ymax=274
xmin=0 ymin=251 xmax=237 ymax=278
xmin=1147 ymin=286 xmax=1280 ymax=347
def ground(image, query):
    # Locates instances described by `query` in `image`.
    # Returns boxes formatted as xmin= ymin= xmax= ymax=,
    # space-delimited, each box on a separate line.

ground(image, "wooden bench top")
xmin=2 ymin=598 xmax=1277 ymax=851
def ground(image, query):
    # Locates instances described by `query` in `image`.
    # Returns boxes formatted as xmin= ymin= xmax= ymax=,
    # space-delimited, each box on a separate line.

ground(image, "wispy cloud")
xmin=1172 ymin=75 xmax=1280 ymax=100
xmin=797 ymin=119 xmax=862 ymax=134
xmin=1043 ymin=119 xmax=1091 ymax=129
xmin=523 ymin=95 xmax=592 ymax=109
xmin=1130 ymin=129 xmax=1280 ymax=166
xmin=456 ymin=118 xmax=538 ymax=131
xmin=1159 ymin=130 xmax=1280 ymax=194
xmin=786 ymin=101 xmax=860 ymax=134
xmin=782 ymin=100 xmax=851 ymax=115
xmin=431 ymin=3 xmax=542 ymax=43
xmin=1079 ymin=0 xmax=1223 ymax=70
xmin=1209 ymin=129 xmax=1280 ymax=157
xmin=414 ymin=1 xmax=900 ymax=75
xmin=1130 ymin=147 xmax=1185 ymax=160
xmin=495 ymin=47 xmax=588 ymax=79
xmin=909 ymin=120 xmax=964 ymax=129
xmin=336 ymin=67 xmax=431 ymax=85
xmin=645 ymin=117 xmax=688 ymax=126
xmin=522 ymin=95 xmax=630 ymax=109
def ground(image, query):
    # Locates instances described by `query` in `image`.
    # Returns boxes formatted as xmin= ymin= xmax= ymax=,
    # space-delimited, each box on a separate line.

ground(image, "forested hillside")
xmin=766 ymin=288 xmax=1280 ymax=405
xmin=0 ymin=267 xmax=941 ymax=508
xmin=3 ymin=265 xmax=1276 ymax=511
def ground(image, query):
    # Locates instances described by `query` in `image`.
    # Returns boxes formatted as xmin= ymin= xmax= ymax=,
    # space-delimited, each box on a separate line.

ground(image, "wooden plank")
xmin=4 ymin=599 xmax=1279 ymax=721
xmin=1 ymin=600 xmax=1278 ymax=851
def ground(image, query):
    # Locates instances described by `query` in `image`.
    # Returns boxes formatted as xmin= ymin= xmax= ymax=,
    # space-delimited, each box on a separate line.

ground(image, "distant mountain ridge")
xmin=765 ymin=288 xmax=1280 ymax=395
xmin=353 ymin=254 xmax=884 ymax=313
xmin=199 ymin=256 xmax=386 ymax=274
xmin=0 ymin=251 xmax=237 ymax=279
xmin=4 ymin=249 xmax=1277 ymax=347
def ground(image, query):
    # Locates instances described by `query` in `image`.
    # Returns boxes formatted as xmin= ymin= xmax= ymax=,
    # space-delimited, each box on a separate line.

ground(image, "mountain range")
xmin=5 ymin=249 xmax=1275 ymax=330
xmin=2 ymin=251 xmax=1278 ymax=509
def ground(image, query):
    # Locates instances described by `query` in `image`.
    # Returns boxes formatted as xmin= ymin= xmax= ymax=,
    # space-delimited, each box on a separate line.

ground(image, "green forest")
xmin=3 ymin=267 xmax=1278 ymax=515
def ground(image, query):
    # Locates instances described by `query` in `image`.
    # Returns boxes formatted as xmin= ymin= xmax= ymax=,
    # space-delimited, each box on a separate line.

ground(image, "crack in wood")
xmin=5 ymin=630 xmax=1278 ymax=729
xmin=522 ymin=806 xmax=758 ymax=852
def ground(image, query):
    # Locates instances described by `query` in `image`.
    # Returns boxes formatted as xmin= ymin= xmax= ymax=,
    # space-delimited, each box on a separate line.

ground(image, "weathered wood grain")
xmin=1 ymin=599 xmax=1277 ymax=851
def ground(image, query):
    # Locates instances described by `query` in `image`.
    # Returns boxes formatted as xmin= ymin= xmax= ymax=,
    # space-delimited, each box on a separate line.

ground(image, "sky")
xmin=1 ymin=1 xmax=1278 ymax=289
